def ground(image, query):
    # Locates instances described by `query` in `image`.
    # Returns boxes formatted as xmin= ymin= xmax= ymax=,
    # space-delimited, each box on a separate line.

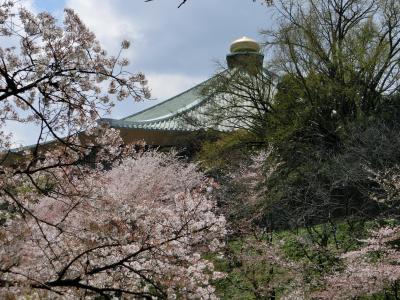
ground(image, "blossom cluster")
xmin=0 ymin=151 xmax=226 ymax=299
xmin=312 ymin=226 xmax=400 ymax=299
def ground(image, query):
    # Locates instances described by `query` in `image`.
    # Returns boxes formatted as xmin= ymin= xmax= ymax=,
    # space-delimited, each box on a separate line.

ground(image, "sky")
xmin=8 ymin=0 xmax=275 ymax=145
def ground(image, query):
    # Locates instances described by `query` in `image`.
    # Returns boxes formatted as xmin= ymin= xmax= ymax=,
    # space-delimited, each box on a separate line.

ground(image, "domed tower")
xmin=226 ymin=36 xmax=264 ymax=72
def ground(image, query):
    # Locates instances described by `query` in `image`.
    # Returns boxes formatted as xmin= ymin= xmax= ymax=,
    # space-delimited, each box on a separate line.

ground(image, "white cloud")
xmin=50 ymin=0 xmax=211 ymax=121
xmin=65 ymin=0 xmax=144 ymax=58
xmin=146 ymin=73 xmax=204 ymax=100
xmin=62 ymin=0 xmax=275 ymax=78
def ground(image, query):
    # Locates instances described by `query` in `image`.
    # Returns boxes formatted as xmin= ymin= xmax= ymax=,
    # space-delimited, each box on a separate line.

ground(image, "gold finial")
xmin=230 ymin=36 xmax=261 ymax=53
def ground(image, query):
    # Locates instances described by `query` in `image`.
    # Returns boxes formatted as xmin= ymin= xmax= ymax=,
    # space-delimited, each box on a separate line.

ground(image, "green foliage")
xmin=361 ymin=281 xmax=400 ymax=300
xmin=207 ymin=237 xmax=297 ymax=300
xmin=259 ymin=0 xmax=400 ymax=229
xmin=276 ymin=221 xmax=369 ymax=282
xmin=269 ymin=73 xmax=344 ymax=156
xmin=208 ymin=220 xmax=399 ymax=299
xmin=196 ymin=130 xmax=263 ymax=172
xmin=261 ymin=111 xmax=400 ymax=230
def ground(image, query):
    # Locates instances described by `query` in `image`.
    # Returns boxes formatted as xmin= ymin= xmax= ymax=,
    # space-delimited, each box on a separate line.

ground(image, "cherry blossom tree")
xmin=0 ymin=2 xmax=226 ymax=298
xmin=308 ymin=166 xmax=400 ymax=299
xmin=0 ymin=0 xmax=151 ymax=191
xmin=312 ymin=226 xmax=400 ymax=300
xmin=0 ymin=0 xmax=148 ymax=215
xmin=0 ymin=151 xmax=226 ymax=299
xmin=0 ymin=1 xmax=149 ymax=148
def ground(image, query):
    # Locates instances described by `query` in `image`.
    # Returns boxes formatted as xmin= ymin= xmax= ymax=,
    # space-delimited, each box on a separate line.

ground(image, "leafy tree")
xmin=267 ymin=0 xmax=400 ymax=116
xmin=255 ymin=0 xmax=400 ymax=230
xmin=196 ymin=130 xmax=261 ymax=172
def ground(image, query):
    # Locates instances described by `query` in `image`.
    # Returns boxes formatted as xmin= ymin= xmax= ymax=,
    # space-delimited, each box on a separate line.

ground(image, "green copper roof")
xmin=100 ymin=68 xmax=276 ymax=133
xmin=121 ymin=76 xmax=214 ymax=123
xmin=100 ymin=75 xmax=217 ymax=132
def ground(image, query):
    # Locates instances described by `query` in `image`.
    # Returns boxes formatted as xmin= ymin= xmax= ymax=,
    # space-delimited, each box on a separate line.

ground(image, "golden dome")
xmin=230 ymin=36 xmax=261 ymax=53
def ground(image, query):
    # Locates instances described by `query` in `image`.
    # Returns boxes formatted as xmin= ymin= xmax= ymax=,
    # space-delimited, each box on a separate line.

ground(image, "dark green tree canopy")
xmin=266 ymin=0 xmax=400 ymax=118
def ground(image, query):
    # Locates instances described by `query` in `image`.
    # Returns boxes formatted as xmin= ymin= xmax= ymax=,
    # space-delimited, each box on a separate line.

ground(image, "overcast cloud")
xmin=8 ymin=0 xmax=275 ymax=145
